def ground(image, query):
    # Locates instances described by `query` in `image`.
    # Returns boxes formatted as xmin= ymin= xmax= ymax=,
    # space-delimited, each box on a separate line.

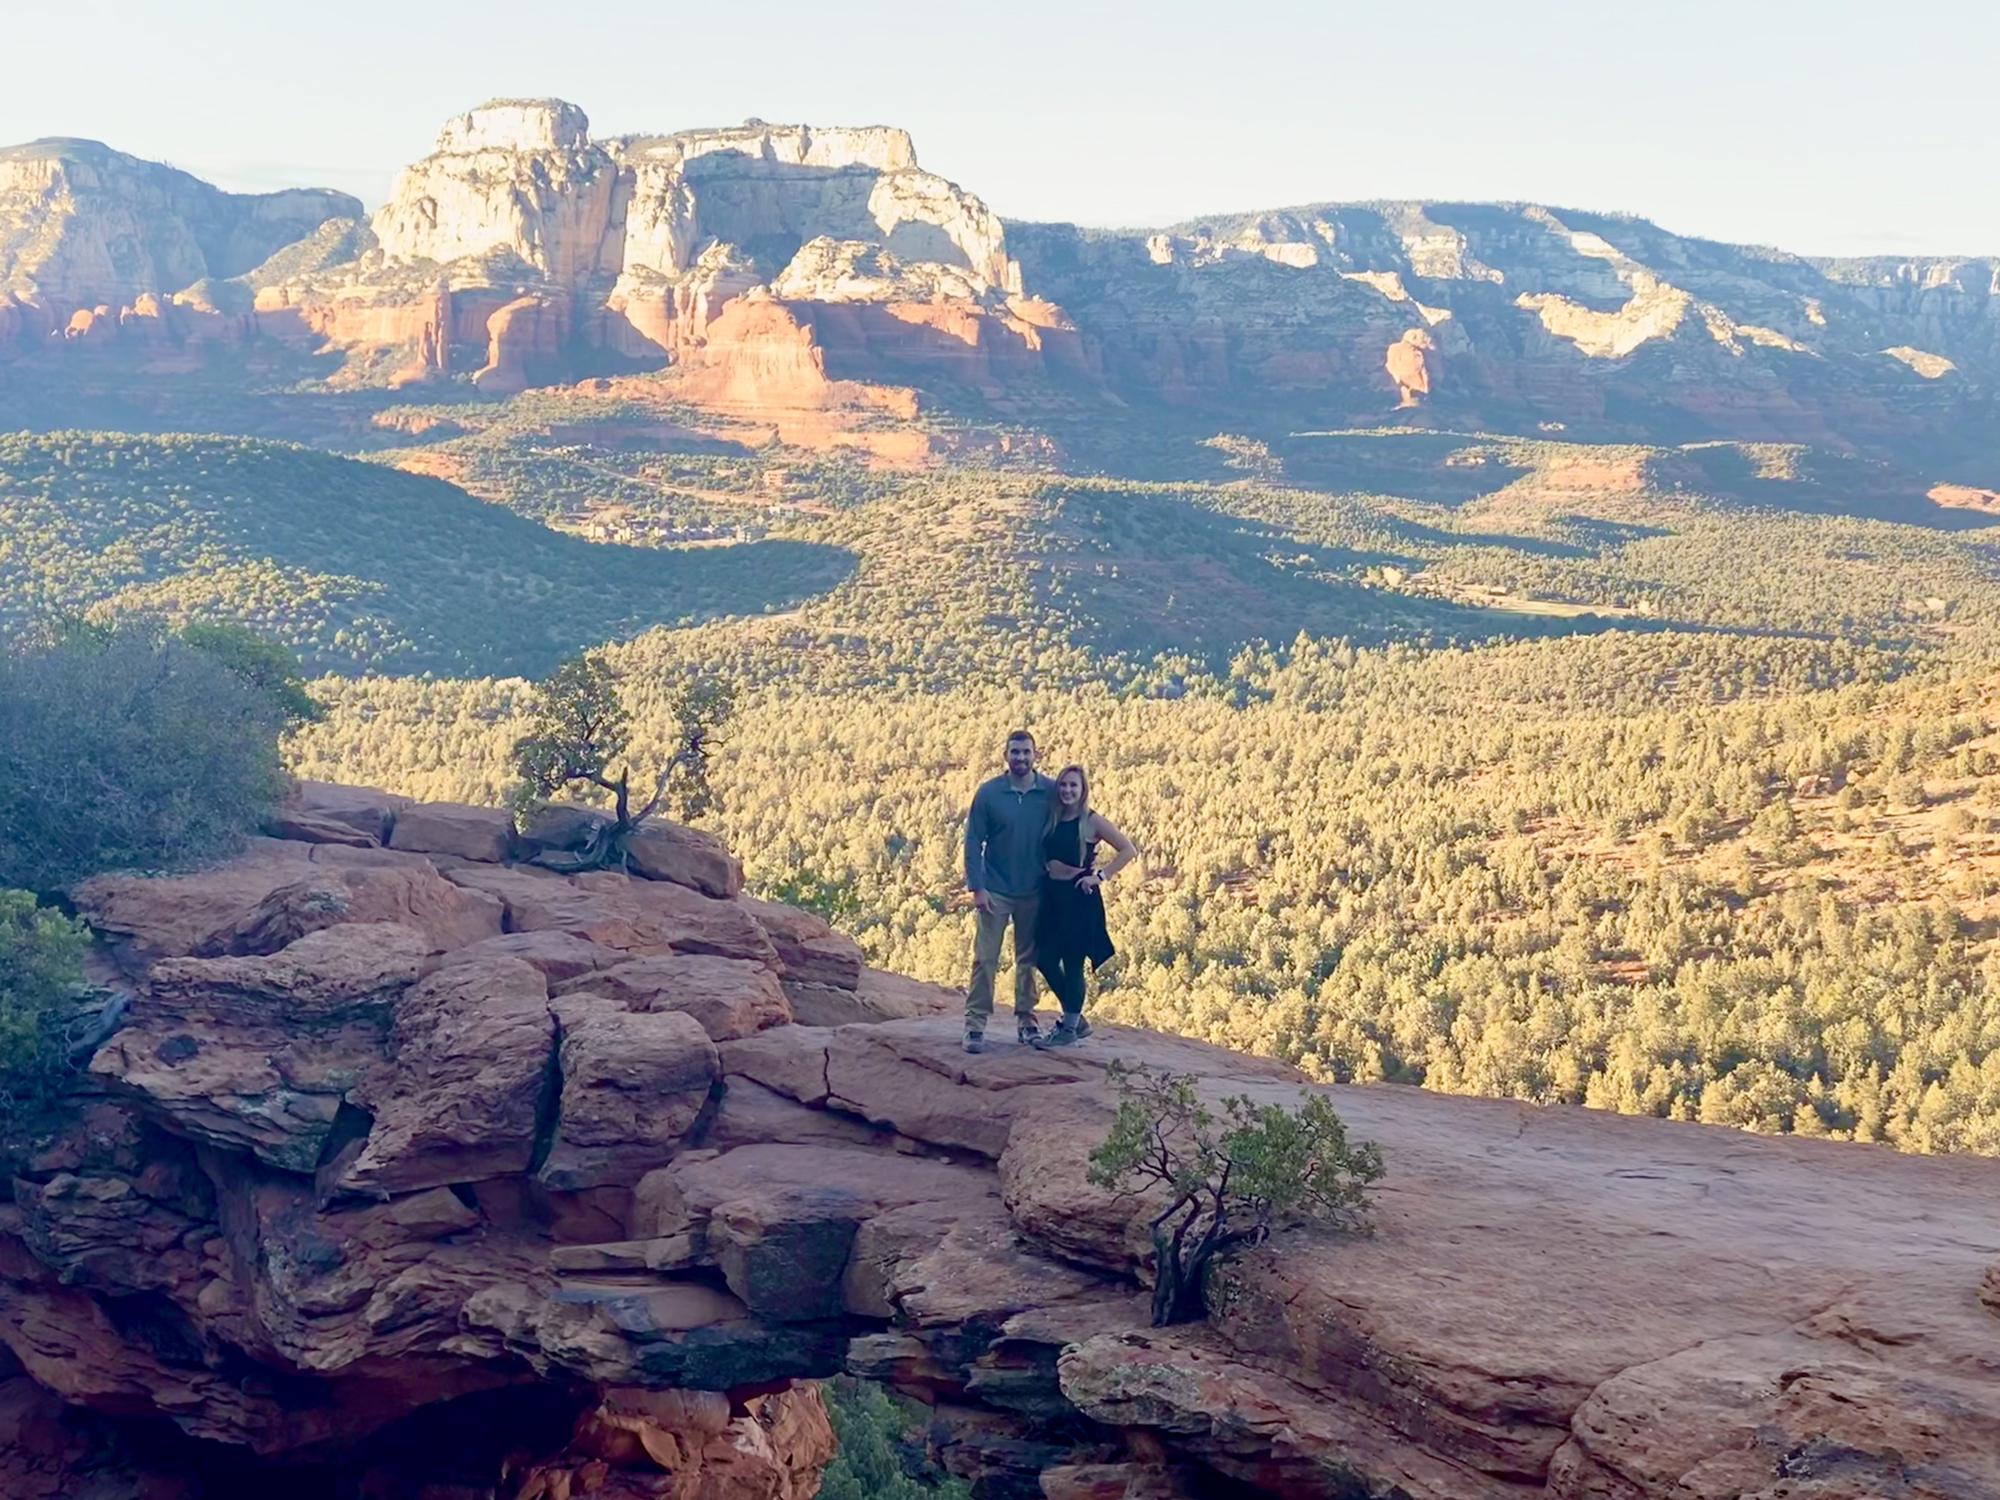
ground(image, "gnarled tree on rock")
xmin=510 ymin=651 xmax=733 ymax=872
xmin=1089 ymin=1062 xmax=1384 ymax=1325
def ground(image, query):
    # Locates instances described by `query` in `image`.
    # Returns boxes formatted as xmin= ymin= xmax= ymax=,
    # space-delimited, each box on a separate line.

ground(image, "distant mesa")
xmin=1 ymin=99 xmax=1998 ymax=465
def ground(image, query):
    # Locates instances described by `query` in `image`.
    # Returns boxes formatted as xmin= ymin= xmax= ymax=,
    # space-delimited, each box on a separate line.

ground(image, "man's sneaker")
xmin=1042 ymin=1018 xmax=1082 ymax=1048
xmin=963 ymin=1030 xmax=985 ymax=1055
xmin=1016 ymin=1015 xmax=1042 ymax=1046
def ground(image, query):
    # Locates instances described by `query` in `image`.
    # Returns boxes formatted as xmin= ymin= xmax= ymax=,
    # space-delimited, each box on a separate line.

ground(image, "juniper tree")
xmin=1088 ymin=1062 xmax=1383 ymax=1325
xmin=511 ymin=652 xmax=733 ymax=869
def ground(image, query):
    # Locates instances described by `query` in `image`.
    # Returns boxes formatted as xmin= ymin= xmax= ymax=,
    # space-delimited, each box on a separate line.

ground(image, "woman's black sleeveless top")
xmin=1042 ymin=815 xmax=1090 ymax=871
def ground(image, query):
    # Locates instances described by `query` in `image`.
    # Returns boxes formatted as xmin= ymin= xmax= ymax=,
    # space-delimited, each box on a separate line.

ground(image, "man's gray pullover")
xmin=964 ymin=773 xmax=1056 ymax=898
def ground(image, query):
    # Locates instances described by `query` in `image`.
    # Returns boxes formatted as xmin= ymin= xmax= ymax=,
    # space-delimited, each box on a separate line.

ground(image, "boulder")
xmin=785 ymin=965 xmax=960 ymax=1026
xmin=143 ymin=923 xmax=426 ymax=1022
xmin=625 ymin=821 xmax=744 ymax=898
xmin=822 ymin=1020 xmax=1093 ymax=1157
xmin=263 ymin=782 xmax=411 ymax=846
xmin=842 ymin=1191 xmax=1108 ymax=1329
xmin=717 ymin=1026 xmax=834 ymax=1106
xmin=73 ymin=838 xmax=314 ymax=973
xmin=744 ymin=897 xmax=864 ymax=988
xmin=88 ymin=1013 xmax=381 ymax=1171
xmin=439 ymin=930 xmax=626 ymax=984
xmin=441 ymin=863 xmax=657 ymax=948
xmin=443 ymin=864 xmax=777 ymax=965
xmin=516 ymin=802 xmax=609 ymax=856
xmin=552 ymin=953 xmax=791 ymax=1041
xmin=193 ymin=847 xmax=504 ymax=958
xmin=630 ymin=1143 xmax=990 ymax=1321
xmin=1000 ymin=1093 xmax=1152 ymax=1275
xmin=387 ymin=801 xmax=518 ymax=863
xmin=577 ymin=872 xmax=778 ymax=966
xmin=75 ymin=840 xmax=502 ymax=977
xmin=536 ymin=999 xmax=718 ymax=1190
xmin=704 ymin=1079 xmax=891 ymax=1152
xmin=339 ymin=955 xmax=554 ymax=1194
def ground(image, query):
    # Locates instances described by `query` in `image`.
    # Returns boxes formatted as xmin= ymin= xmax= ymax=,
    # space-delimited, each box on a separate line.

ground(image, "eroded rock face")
xmin=0 ymin=136 xmax=357 ymax=334
xmin=11 ymin=105 xmax=1995 ymax=461
xmin=538 ymin=1000 xmax=717 ymax=1190
xmin=11 ymin=783 xmax=2000 ymax=1499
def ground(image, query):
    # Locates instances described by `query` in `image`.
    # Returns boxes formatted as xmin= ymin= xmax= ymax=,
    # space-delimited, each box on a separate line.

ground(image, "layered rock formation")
xmin=0 ymin=137 xmax=360 ymax=355
xmin=1008 ymin=204 xmax=2000 ymax=450
xmin=7 ymin=98 xmax=1993 ymax=463
xmin=3 ymin=783 xmax=1998 ymax=1498
xmin=254 ymin=99 xmax=1047 ymax=396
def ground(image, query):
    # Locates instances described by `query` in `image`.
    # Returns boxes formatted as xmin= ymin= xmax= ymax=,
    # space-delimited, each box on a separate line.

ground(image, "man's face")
xmin=1005 ymin=738 xmax=1037 ymax=778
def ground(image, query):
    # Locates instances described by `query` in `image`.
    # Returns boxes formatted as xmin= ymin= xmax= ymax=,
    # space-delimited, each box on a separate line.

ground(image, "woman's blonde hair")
xmin=1046 ymin=764 xmax=1092 ymax=838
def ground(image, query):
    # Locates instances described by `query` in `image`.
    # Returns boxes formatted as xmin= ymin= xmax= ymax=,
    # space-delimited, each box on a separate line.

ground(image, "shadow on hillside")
xmin=0 ymin=355 xmax=486 ymax=450
xmin=1550 ymin=517 xmax=1671 ymax=549
xmin=0 ymin=431 xmax=858 ymax=679
xmin=1035 ymin=487 xmax=1627 ymax=664
xmin=1669 ymin=445 xmax=2000 ymax=532
xmin=1270 ymin=431 xmax=1534 ymax=506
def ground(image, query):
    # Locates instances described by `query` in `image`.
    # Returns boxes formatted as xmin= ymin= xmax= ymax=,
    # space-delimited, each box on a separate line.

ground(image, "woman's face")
xmin=1058 ymin=771 xmax=1085 ymax=808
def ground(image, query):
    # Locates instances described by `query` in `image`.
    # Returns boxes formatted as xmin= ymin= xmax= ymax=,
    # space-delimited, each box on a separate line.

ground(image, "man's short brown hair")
xmin=1005 ymin=729 xmax=1036 ymax=747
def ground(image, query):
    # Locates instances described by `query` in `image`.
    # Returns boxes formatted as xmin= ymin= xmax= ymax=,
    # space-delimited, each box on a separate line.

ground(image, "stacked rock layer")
xmin=1 ymin=783 xmax=1997 ymax=1498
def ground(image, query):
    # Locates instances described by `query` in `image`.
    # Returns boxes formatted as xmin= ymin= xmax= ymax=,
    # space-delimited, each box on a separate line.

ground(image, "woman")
xmin=1034 ymin=764 xmax=1138 ymax=1047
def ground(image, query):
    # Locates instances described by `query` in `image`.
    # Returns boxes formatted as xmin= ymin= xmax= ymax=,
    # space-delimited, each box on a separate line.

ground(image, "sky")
xmin=5 ymin=0 xmax=1994 ymax=257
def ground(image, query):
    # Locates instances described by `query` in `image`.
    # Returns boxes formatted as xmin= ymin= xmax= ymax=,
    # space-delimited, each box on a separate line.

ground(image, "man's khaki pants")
xmin=965 ymin=892 xmax=1040 ymax=1032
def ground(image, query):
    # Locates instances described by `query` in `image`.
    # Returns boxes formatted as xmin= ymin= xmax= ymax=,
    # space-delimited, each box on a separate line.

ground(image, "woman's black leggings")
xmin=1037 ymin=950 xmax=1088 ymax=1017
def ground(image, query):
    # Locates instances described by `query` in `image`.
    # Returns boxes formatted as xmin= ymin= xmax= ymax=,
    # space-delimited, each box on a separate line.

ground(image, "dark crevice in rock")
xmin=681 ymin=1073 xmax=731 ymax=1151
xmin=100 ymin=1290 xmax=209 ymax=1369
xmin=527 ymin=1007 xmax=566 ymax=1176
xmin=311 ymin=1099 xmax=375 ymax=1205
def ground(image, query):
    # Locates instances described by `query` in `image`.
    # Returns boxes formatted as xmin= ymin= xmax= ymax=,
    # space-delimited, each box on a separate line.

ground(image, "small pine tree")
xmin=1088 ymin=1063 xmax=1383 ymax=1325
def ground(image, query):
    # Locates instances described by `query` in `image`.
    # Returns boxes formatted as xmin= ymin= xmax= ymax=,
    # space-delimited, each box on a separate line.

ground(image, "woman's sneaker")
xmin=1073 ymin=1017 xmax=1092 ymax=1041
xmin=1042 ymin=1018 xmax=1083 ymax=1047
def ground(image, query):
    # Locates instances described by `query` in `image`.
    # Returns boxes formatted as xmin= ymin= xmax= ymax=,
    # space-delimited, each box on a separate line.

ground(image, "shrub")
xmin=818 ymin=1377 xmax=969 ymax=1500
xmin=1089 ymin=1063 xmax=1384 ymax=1324
xmin=181 ymin=621 xmax=325 ymax=726
xmin=0 ymin=890 xmax=90 ymax=1135
xmin=0 ymin=618 xmax=290 ymax=891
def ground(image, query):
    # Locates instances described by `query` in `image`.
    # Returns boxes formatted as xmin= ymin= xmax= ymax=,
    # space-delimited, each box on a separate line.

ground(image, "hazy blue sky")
xmin=7 ymin=0 xmax=1993 ymax=255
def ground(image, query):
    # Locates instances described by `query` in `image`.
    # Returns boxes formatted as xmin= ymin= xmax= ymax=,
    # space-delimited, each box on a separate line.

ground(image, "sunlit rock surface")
xmin=4 ymin=783 xmax=1997 ymax=1497
xmin=5 ymin=102 xmax=1997 ymax=463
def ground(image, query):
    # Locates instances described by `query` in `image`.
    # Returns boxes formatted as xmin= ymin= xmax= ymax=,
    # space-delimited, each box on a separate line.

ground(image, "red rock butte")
xmin=2 ymin=782 xmax=1997 ymax=1498
xmin=5 ymin=102 xmax=2000 ymax=465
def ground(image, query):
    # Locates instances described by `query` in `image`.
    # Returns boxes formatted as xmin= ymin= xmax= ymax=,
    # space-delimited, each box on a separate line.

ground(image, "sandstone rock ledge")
xmin=2 ymin=784 xmax=1997 ymax=1499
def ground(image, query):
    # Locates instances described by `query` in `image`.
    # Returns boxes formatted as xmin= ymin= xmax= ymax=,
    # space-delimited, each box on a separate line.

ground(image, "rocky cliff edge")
xmin=2 ymin=782 xmax=1997 ymax=1499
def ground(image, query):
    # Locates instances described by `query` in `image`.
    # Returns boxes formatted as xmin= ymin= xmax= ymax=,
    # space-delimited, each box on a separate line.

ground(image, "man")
xmin=962 ymin=730 xmax=1055 ymax=1053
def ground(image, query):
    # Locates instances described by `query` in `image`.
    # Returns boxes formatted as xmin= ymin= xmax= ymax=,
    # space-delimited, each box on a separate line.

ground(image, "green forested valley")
xmin=15 ymin=399 xmax=2000 ymax=1154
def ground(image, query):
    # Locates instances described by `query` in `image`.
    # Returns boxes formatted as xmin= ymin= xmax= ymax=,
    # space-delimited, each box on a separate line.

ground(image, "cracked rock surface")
xmin=6 ymin=782 xmax=1999 ymax=1499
